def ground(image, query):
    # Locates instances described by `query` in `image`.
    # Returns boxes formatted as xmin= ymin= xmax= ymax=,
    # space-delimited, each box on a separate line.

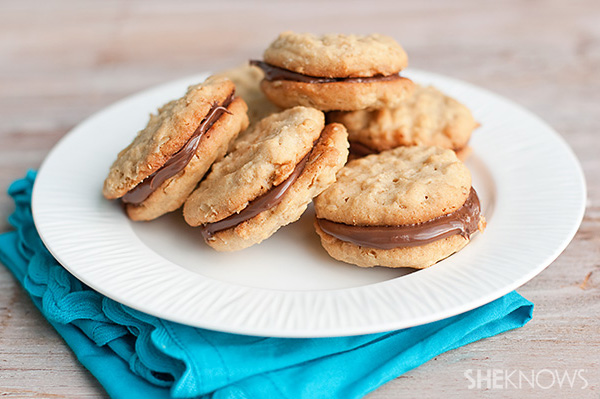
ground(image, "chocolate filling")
xmin=349 ymin=141 xmax=378 ymax=157
xmin=122 ymin=92 xmax=235 ymax=205
xmin=250 ymin=60 xmax=402 ymax=84
xmin=317 ymin=188 xmax=481 ymax=249
xmin=200 ymin=142 xmax=317 ymax=240
xmin=348 ymin=141 xmax=468 ymax=159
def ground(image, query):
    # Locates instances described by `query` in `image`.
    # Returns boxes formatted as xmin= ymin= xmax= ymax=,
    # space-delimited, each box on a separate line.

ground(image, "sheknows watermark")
xmin=464 ymin=369 xmax=588 ymax=390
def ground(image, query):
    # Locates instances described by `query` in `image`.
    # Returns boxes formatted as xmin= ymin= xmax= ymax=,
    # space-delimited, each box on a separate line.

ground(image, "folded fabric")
xmin=0 ymin=171 xmax=534 ymax=399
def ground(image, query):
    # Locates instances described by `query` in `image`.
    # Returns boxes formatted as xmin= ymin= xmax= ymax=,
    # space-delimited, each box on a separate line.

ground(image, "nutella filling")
xmin=200 ymin=142 xmax=317 ymax=240
xmin=250 ymin=60 xmax=402 ymax=84
xmin=317 ymin=188 xmax=481 ymax=250
xmin=349 ymin=141 xmax=468 ymax=159
xmin=122 ymin=92 xmax=235 ymax=205
xmin=349 ymin=141 xmax=378 ymax=157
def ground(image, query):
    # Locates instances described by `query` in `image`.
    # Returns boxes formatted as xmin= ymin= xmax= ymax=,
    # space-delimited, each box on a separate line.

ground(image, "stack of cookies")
xmin=103 ymin=31 xmax=484 ymax=269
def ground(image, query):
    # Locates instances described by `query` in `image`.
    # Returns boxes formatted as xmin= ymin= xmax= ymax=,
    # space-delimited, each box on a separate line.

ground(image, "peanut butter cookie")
xmin=251 ymin=31 xmax=414 ymax=111
xmin=313 ymin=146 xmax=485 ymax=268
xmin=103 ymin=76 xmax=249 ymax=221
xmin=184 ymin=106 xmax=349 ymax=251
xmin=328 ymin=85 xmax=478 ymax=159
xmin=214 ymin=63 xmax=281 ymax=126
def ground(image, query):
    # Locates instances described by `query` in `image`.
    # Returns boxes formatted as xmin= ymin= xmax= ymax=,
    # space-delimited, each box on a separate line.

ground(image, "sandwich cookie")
xmin=313 ymin=146 xmax=485 ymax=268
xmin=183 ymin=106 xmax=349 ymax=251
xmin=103 ymin=76 xmax=249 ymax=221
xmin=328 ymin=85 xmax=478 ymax=160
xmin=251 ymin=31 xmax=414 ymax=111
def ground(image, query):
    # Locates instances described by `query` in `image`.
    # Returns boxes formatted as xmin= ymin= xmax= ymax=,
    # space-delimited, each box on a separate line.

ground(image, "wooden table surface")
xmin=1 ymin=1 xmax=599 ymax=397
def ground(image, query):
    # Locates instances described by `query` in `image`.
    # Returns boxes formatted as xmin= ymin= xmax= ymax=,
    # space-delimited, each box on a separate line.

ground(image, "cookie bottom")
xmin=260 ymin=77 xmax=414 ymax=111
xmin=314 ymin=222 xmax=470 ymax=269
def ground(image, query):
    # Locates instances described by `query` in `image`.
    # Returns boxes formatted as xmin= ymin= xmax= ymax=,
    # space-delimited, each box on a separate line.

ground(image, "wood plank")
xmin=1 ymin=0 xmax=599 ymax=397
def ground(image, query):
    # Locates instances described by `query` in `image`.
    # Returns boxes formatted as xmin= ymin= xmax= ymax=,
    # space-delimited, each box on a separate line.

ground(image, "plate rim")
xmin=31 ymin=69 xmax=587 ymax=337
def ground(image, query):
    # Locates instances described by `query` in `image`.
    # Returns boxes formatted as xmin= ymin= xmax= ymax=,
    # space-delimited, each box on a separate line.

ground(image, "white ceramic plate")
xmin=32 ymin=70 xmax=586 ymax=337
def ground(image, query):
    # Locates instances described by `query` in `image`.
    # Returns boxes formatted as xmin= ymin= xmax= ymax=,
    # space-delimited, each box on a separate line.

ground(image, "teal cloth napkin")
xmin=0 ymin=171 xmax=533 ymax=399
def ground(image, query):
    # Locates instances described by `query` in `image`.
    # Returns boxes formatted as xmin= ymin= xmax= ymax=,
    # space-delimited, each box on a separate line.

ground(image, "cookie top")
xmin=184 ymin=106 xmax=325 ymax=224
xmin=103 ymin=76 xmax=235 ymax=199
xmin=263 ymin=31 xmax=408 ymax=78
xmin=213 ymin=64 xmax=281 ymax=125
xmin=314 ymin=146 xmax=472 ymax=226
xmin=328 ymin=85 xmax=477 ymax=152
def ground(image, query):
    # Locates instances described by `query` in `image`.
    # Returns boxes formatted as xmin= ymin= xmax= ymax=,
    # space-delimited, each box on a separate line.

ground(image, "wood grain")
xmin=1 ymin=0 xmax=599 ymax=397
